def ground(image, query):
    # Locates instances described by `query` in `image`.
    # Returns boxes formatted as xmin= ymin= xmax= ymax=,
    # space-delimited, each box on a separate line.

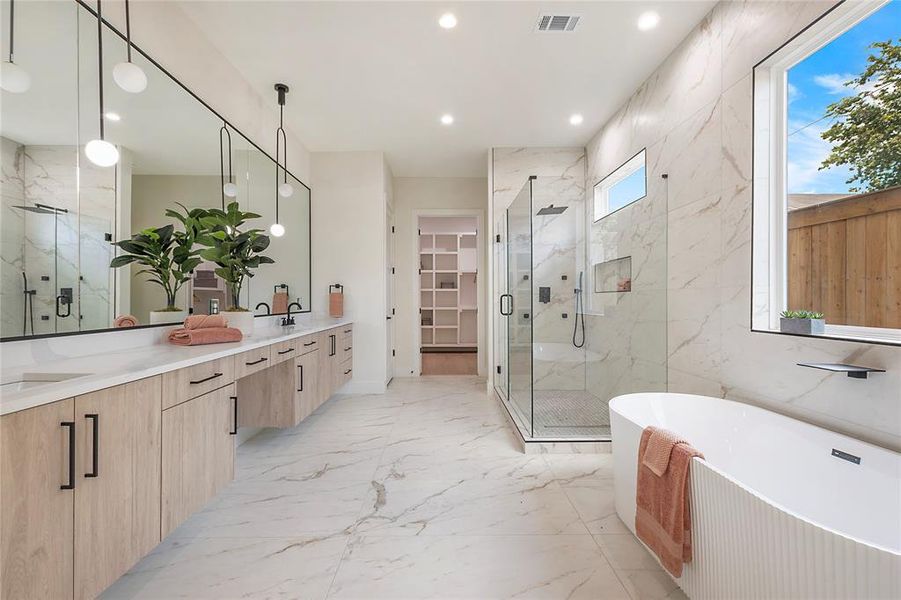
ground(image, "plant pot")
xmin=149 ymin=308 xmax=188 ymax=325
xmin=221 ymin=310 xmax=254 ymax=336
xmin=779 ymin=317 xmax=825 ymax=335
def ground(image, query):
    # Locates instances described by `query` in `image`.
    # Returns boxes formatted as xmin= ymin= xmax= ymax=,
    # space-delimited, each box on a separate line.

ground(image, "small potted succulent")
xmin=110 ymin=204 xmax=204 ymax=324
xmin=196 ymin=202 xmax=274 ymax=335
xmin=779 ymin=310 xmax=826 ymax=335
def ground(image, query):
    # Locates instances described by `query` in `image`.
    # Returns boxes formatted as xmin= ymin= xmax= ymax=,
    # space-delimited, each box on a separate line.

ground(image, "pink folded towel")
xmin=183 ymin=314 xmax=228 ymax=330
xmin=272 ymin=291 xmax=289 ymax=315
xmin=168 ymin=327 xmax=242 ymax=346
xmin=635 ymin=426 xmax=703 ymax=578
xmin=114 ymin=314 xmax=138 ymax=328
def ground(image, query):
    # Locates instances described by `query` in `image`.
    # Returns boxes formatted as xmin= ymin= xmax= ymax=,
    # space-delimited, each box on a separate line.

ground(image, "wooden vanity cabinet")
xmin=295 ymin=348 xmax=320 ymax=421
xmin=73 ymin=377 xmax=162 ymax=600
xmin=161 ymin=383 xmax=236 ymax=538
xmin=0 ymin=377 xmax=162 ymax=600
xmin=1 ymin=398 xmax=76 ymax=600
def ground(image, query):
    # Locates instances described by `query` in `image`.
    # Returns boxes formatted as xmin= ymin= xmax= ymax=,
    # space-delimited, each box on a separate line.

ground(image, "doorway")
xmin=417 ymin=215 xmax=479 ymax=375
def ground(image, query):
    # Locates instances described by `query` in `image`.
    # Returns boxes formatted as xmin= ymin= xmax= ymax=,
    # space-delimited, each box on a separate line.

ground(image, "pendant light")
xmin=85 ymin=0 xmax=119 ymax=167
xmin=112 ymin=0 xmax=147 ymax=93
xmin=1 ymin=0 xmax=30 ymax=93
xmin=220 ymin=122 xmax=237 ymax=205
xmin=270 ymin=83 xmax=290 ymax=237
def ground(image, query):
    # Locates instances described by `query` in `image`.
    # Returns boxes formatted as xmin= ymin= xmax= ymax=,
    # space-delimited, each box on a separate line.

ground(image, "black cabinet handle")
xmin=277 ymin=348 xmax=295 ymax=355
xmin=344 ymin=346 xmax=352 ymax=352
xmin=303 ymin=341 xmax=316 ymax=347
xmin=230 ymin=396 xmax=238 ymax=435
xmin=329 ymin=335 xmax=336 ymax=357
xmin=344 ymin=329 xmax=352 ymax=334
xmin=190 ymin=372 xmax=223 ymax=385
xmin=85 ymin=414 xmax=99 ymax=478
xmin=60 ymin=421 xmax=75 ymax=490
xmin=297 ymin=364 xmax=304 ymax=392
xmin=344 ymin=369 xmax=352 ymax=375
xmin=245 ymin=357 xmax=268 ymax=366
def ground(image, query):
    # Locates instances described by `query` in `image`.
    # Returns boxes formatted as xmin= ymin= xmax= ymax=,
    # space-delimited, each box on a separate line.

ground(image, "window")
xmin=593 ymin=149 xmax=647 ymax=221
xmin=752 ymin=0 xmax=900 ymax=344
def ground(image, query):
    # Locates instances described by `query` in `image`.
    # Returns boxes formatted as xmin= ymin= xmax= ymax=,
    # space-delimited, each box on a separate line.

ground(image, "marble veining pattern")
xmin=105 ymin=377 xmax=685 ymax=600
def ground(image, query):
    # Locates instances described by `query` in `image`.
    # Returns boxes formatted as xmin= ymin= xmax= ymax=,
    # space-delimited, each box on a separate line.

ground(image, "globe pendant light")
xmin=1 ymin=0 xmax=30 ymax=94
xmin=271 ymin=83 xmax=290 ymax=237
xmin=85 ymin=0 xmax=119 ymax=168
xmin=112 ymin=0 xmax=147 ymax=93
xmin=219 ymin=122 xmax=236 ymax=206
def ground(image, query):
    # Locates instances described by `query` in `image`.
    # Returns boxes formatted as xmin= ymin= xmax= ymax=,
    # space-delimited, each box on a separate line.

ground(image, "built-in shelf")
xmin=797 ymin=363 xmax=886 ymax=379
xmin=419 ymin=228 xmax=478 ymax=348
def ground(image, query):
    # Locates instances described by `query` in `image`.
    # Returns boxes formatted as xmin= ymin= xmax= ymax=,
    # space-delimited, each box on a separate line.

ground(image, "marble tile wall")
xmin=0 ymin=140 xmax=116 ymax=338
xmin=585 ymin=0 xmax=901 ymax=451
xmin=492 ymin=148 xmax=588 ymax=393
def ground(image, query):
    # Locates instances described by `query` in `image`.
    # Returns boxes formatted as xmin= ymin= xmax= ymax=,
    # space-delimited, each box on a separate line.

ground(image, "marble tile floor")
xmin=104 ymin=376 xmax=686 ymax=600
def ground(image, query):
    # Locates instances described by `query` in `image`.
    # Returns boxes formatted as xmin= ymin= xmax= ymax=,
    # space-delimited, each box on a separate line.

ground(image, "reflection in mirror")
xmin=0 ymin=0 xmax=310 ymax=339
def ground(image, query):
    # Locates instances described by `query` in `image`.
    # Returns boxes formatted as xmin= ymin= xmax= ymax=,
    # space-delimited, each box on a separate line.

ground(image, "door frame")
xmin=411 ymin=208 xmax=485 ymax=377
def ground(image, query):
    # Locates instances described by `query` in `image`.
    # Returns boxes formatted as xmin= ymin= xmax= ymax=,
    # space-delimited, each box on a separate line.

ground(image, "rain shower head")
xmin=12 ymin=204 xmax=55 ymax=214
xmin=11 ymin=203 xmax=66 ymax=214
xmin=536 ymin=204 xmax=568 ymax=215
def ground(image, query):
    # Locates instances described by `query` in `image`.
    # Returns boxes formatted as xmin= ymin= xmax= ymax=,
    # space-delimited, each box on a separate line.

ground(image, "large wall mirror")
xmin=752 ymin=0 xmax=899 ymax=345
xmin=1 ymin=0 xmax=311 ymax=340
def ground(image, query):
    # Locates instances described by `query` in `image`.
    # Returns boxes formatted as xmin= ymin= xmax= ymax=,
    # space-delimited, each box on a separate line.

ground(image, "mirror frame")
xmin=0 ymin=0 xmax=312 ymax=343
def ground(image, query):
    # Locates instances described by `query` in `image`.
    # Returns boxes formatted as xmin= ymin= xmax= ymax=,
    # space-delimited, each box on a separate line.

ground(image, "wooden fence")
xmin=787 ymin=186 xmax=900 ymax=329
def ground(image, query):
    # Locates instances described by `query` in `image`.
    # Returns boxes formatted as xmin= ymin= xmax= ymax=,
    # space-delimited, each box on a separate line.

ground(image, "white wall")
xmin=393 ymin=177 xmax=488 ymax=377
xmin=585 ymin=0 xmax=900 ymax=451
xmin=311 ymin=151 xmax=389 ymax=393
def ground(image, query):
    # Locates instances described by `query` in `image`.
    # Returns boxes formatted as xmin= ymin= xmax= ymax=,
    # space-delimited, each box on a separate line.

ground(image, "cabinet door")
xmin=162 ymin=384 xmax=236 ymax=538
xmin=317 ymin=330 xmax=336 ymax=407
xmin=73 ymin=377 xmax=161 ymax=600
xmin=295 ymin=349 xmax=320 ymax=421
xmin=1 ymin=399 xmax=76 ymax=600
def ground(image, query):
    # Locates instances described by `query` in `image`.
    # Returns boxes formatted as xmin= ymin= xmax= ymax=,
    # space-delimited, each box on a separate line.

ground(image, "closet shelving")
xmin=420 ymin=232 xmax=477 ymax=348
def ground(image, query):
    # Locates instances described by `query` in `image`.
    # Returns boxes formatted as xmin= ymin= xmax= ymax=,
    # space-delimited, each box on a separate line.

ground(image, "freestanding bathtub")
xmin=610 ymin=393 xmax=900 ymax=600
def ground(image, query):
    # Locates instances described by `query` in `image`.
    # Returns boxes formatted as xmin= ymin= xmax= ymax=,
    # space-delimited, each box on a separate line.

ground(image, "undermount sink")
xmin=0 ymin=372 xmax=91 ymax=393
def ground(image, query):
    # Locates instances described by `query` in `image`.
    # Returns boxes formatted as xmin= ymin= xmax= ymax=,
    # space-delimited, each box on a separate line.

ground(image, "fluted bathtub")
xmin=610 ymin=392 xmax=900 ymax=600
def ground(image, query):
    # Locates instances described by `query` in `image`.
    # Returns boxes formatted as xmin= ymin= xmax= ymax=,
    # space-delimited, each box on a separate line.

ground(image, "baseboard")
xmin=339 ymin=379 xmax=387 ymax=394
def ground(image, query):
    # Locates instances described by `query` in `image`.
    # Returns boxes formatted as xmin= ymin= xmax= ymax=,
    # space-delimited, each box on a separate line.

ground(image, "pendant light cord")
xmin=8 ymin=0 xmax=14 ymax=63
xmin=96 ymin=0 xmax=105 ymax=140
xmin=124 ymin=0 xmax=132 ymax=63
xmin=219 ymin=123 xmax=232 ymax=210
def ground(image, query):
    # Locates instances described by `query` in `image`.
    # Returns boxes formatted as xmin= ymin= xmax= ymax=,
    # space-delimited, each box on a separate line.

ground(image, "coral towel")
xmin=272 ymin=291 xmax=289 ymax=315
xmin=635 ymin=426 xmax=703 ymax=578
xmin=168 ymin=326 xmax=242 ymax=346
xmin=113 ymin=315 xmax=138 ymax=328
xmin=183 ymin=314 xmax=228 ymax=330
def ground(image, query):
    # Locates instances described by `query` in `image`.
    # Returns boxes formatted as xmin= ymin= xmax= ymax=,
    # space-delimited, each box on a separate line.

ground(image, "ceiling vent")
xmin=535 ymin=14 xmax=580 ymax=32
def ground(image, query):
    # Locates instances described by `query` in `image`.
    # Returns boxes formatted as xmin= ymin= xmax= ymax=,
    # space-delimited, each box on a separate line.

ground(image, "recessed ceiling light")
xmin=104 ymin=111 xmax=121 ymax=122
xmin=569 ymin=114 xmax=584 ymax=126
xmin=440 ymin=114 xmax=454 ymax=125
xmin=438 ymin=13 xmax=457 ymax=29
xmin=637 ymin=11 xmax=660 ymax=31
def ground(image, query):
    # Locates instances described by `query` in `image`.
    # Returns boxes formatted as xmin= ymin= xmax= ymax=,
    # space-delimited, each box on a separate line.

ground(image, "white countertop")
xmin=0 ymin=316 xmax=353 ymax=416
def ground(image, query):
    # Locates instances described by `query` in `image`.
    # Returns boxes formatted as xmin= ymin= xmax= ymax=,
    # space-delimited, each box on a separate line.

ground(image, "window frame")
xmin=592 ymin=148 xmax=647 ymax=222
xmin=751 ymin=0 xmax=899 ymax=346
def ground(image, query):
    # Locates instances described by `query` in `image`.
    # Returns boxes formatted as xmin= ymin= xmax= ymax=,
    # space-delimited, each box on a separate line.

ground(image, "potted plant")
xmin=110 ymin=203 xmax=204 ymax=324
xmin=779 ymin=310 xmax=826 ymax=335
xmin=196 ymin=201 xmax=274 ymax=335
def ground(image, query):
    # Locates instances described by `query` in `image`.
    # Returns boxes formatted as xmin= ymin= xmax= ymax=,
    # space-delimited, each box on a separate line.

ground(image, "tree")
xmin=819 ymin=39 xmax=901 ymax=192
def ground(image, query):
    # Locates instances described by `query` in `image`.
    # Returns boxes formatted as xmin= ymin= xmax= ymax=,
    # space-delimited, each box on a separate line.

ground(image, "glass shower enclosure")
xmin=494 ymin=175 xmax=667 ymax=441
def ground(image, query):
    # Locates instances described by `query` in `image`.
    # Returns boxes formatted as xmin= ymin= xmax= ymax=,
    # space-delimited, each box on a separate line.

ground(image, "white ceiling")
xmin=177 ymin=1 xmax=716 ymax=178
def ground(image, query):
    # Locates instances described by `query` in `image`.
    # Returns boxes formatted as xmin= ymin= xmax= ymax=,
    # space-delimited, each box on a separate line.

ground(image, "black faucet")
xmin=255 ymin=302 xmax=271 ymax=315
xmin=282 ymin=302 xmax=303 ymax=326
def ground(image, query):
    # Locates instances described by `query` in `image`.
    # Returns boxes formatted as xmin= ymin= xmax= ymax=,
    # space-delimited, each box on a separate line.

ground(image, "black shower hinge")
xmin=391 ymin=267 xmax=395 ymax=274
xmin=495 ymin=234 xmax=501 ymax=243
xmin=391 ymin=226 xmax=395 ymax=233
xmin=392 ymin=307 xmax=396 ymax=315
xmin=392 ymin=349 xmax=396 ymax=357
xmin=496 ymin=365 xmax=501 ymax=374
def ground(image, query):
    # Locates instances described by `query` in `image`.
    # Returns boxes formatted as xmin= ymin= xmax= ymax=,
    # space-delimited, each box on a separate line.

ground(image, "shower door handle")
xmin=499 ymin=294 xmax=513 ymax=316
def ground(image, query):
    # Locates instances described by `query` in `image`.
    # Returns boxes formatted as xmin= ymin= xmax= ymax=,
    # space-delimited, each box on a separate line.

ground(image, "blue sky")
xmin=787 ymin=0 xmax=899 ymax=194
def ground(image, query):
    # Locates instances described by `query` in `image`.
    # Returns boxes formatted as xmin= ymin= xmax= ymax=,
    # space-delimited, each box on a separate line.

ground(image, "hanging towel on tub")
xmin=635 ymin=426 xmax=703 ymax=578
